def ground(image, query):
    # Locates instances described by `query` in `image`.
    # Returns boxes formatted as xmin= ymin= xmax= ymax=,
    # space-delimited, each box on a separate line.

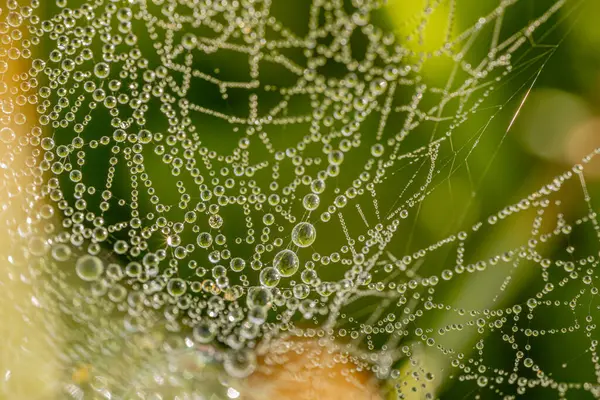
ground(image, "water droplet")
xmin=94 ymin=62 xmax=110 ymax=79
xmin=76 ymin=255 xmax=104 ymax=281
xmin=260 ymin=267 xmax=280 ymax=287
xmin=292 ymin=222 xmax=316 ymax=248
xmin=0 ymin=127 xmax=16 ymax=144
xmin=167 ymin=278 xmax=187 ymax=297
xmin=273 ymin=249 xmax=299 ymax=277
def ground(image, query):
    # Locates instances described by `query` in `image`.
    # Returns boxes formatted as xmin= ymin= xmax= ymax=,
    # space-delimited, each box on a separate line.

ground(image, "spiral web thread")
xmin=1 ymin=0 xmax=599 ymax=399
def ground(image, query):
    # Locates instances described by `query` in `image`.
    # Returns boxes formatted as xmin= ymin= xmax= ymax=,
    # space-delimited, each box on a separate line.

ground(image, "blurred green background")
xmin=35 ymin=0 xmax=600 ymax=398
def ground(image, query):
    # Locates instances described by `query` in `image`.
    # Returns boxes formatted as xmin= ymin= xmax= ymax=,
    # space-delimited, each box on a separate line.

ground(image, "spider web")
xmin=1 ymin=0 xmax=599 ymax=399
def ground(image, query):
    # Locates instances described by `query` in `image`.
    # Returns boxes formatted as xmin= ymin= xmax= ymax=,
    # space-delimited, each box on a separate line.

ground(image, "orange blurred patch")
xmin=246 ymin=338 xmax=382 ymax=400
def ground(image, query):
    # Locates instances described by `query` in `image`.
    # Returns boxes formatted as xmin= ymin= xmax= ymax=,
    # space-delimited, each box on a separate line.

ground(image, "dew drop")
xmin=292 ymin=222 xmax=316 ymax=248
xmin=0 ymin=127 xmax=16 ymax=144
xmin=273 ymin=249 xmax=300 ymax=277
xmin=76 ymin=254 xmax=104 ymax=281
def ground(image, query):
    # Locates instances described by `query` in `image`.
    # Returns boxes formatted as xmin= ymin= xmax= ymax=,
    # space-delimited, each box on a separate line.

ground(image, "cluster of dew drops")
xmin=1 ymin=0 xmax=600 ymax=398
